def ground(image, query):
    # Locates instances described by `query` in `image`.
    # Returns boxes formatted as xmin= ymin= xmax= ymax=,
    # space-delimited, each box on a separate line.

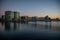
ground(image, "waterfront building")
xmin=21 ymin=16 xmax=29 ymax=23
xmin=44 ymin=15 xmax=51 ymax=22
xmin=5 ymin=11 xmax=14 ymax=21
xmin=37 ymin=17 xmax=44 ymax=21
xmin=55 ymin=18 xmax=60 ymax=21
xmin=29 ymin=16 xmax=37 ymax=21
xmin=2 ymin=15 xmax=5 ymax=21
xmin=14 ymin=12 xmax=20 ymax=21
xmin=14 ymin=12 xmax=20 ymax=19
xmin=5 ymin=11 xmax=20 ymax=22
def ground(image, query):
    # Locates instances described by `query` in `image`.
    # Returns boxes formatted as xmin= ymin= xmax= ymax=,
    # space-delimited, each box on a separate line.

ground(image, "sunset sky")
xmin=0 ymin=0 xmax=60 ymax=18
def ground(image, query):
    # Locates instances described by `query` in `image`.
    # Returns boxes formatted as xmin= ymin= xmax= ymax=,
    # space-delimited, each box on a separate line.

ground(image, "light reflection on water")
xmin=0 ymin=21 xmax=60 ymax=32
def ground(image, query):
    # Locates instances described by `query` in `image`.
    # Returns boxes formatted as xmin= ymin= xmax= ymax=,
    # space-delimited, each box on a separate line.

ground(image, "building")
xmin=44 ymin=15 xmax=51 ymax=22
xmin=37 ymin=17 xmax=44 ymax=21
xmin=5 ymin=11 xmax=20 ymax=22
xmin=1 ymin=15 xmax=5 ymax=21
xmin=55 ymin=18 xmax=60 ymax=21
xmin=5 ymin=11 xmax=14 ymax=21
xmin=21 ymin=16 xmax=29 ymax=23
xmin=13 ymin=11 xmax=20 ymax=22
xmin=29 ymin=16 xmax=37 ymax=21
xmin=14 ymin=12 xmax=20 ymax=21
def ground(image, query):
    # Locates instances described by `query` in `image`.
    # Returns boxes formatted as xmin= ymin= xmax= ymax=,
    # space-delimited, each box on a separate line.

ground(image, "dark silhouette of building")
xmin=44 ymin=15 xmax=51 ymax=22
xmin=55 ymin=18 xmax=60 ymax=21
xmin=37 ymin=17 xmax=44 ymax=21
xmin=1 ymin=15 xmax=5 ymax=22
xmin=29 ymin=16 xmax=37 ymax=22
xmin=21 ymin=16 xmax=28 ymax=23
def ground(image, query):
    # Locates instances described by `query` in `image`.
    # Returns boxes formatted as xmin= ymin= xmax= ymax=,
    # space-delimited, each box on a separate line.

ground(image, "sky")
xmin=0 ymin=0 xmax=60 ymax=18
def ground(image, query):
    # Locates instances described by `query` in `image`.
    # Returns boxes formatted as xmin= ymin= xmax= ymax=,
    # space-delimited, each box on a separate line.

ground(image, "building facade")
xmin=21 ymin=16 xmax=29 ymax=23
xmin=5 ymin=11 xmax=20 ymax=22
xmin=14 ymin=12 xmax=20 ymax=20
xmin=5 ymin=11 xmax=14 ymax=21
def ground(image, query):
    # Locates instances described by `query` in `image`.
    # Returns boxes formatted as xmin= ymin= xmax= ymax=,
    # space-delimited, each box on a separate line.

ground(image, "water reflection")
xmin=14 ymin=22 xmax=20 ymax=30
xmin=45 ymin=22 xmax=48 ymax=29
xmin=5 ymin=22 xmax=11 ymax=30
xmin=49 ymin=22 xmax=52 ymax=30
xmin=44 ymin=22 xmax=52 ymax=29
xmin=4 ymin=21 xmax=59 ymax=32
xmin=0 ymin=21 xmax=60 ymax=32
xmin=5 ymin=22 xmax=20 ymax=31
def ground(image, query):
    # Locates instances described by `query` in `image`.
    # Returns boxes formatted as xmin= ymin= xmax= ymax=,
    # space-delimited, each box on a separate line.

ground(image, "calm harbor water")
xmin=0 ymin=21 xmax=60 ymax=39
xmin=0 ymin=21 xmax=60 ymax=32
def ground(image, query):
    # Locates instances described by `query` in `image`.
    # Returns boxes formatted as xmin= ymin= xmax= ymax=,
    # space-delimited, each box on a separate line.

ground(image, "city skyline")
xmin=0 ymin=0 xmax=60 ymax=19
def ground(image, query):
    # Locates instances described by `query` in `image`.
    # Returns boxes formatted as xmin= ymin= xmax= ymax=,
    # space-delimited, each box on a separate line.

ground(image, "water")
xmin=0 ymin=21 xmax=60 ymax=32
xmin=0 ymin=21 xmax=60 ymax=39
